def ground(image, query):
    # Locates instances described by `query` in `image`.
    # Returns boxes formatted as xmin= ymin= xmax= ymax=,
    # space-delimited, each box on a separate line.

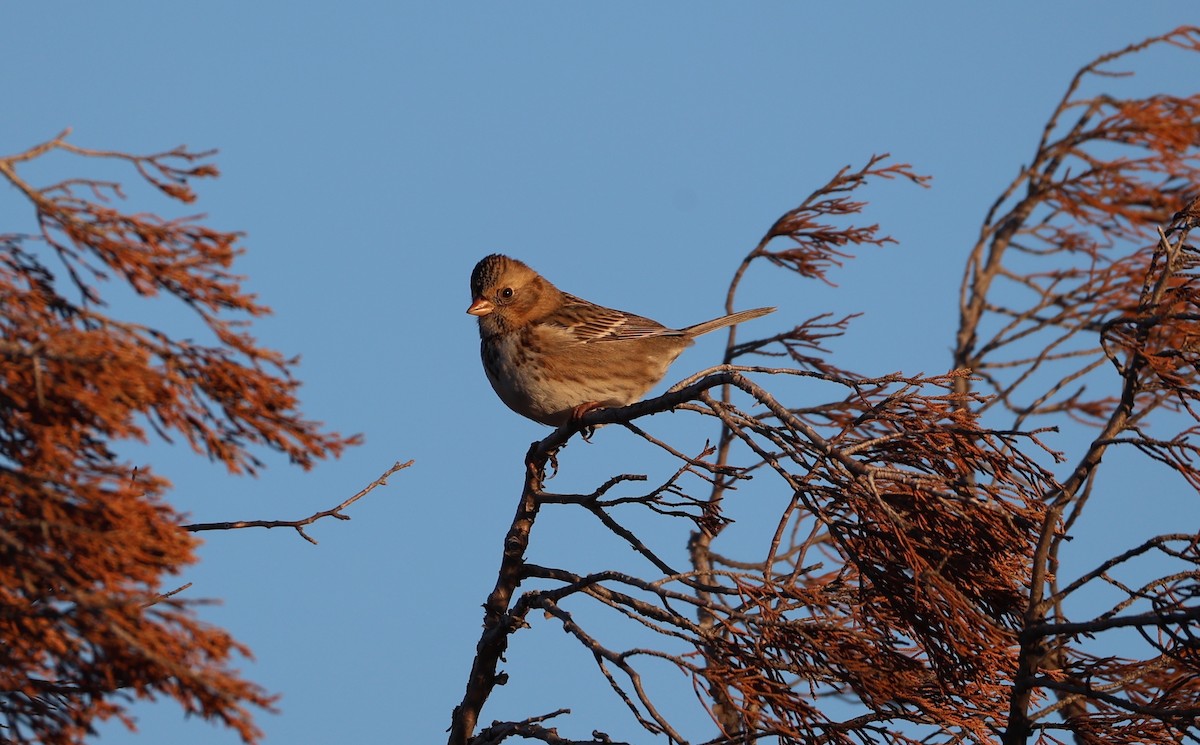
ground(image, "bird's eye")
xmin=500 ymin=287 xmax=514 ymax=300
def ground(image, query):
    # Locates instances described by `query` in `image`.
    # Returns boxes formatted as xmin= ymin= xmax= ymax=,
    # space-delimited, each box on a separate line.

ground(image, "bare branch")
xmin=183 ymin=460 xmax=412 ymax=544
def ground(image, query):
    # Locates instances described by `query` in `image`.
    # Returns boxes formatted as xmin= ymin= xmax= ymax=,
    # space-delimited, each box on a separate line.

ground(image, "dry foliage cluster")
xmin=0 ymin=135 xmax=362 ymax=743
xmin=0 ymin=24 xmax=1198 ymax=745
xmin=448 ymin=27 xmax=1200 ymax=745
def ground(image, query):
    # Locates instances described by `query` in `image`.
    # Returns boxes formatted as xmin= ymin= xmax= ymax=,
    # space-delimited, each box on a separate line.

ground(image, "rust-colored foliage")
xmin=449 ymin=26 xmax=1200 ymax=745
xmin=955 ymin=28 xmax=1200 ymax=427
xmin=0 ymin=132 xmax=358 ymax=744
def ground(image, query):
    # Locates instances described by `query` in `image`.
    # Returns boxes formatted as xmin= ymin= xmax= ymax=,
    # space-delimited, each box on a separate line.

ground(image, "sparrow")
xmin=466 ymin=253 xmax=775 ymax=426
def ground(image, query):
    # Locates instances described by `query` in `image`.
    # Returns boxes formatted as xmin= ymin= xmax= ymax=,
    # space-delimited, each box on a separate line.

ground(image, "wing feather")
xmin=549 ymin=293 xmax=683 ymax=343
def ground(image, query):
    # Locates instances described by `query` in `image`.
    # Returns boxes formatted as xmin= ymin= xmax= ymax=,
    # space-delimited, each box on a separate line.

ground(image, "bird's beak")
xmin=466 ymin=298 xmax=494 ymax=316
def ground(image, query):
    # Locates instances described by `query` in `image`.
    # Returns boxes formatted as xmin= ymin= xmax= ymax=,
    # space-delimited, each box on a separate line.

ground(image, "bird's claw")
xmin=570 ymin=402 xmax=604 ymax=441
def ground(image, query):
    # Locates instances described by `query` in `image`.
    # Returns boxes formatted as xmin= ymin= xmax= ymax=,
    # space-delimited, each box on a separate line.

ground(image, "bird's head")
xmin=467 ymin=254 xmax=561 ymax=335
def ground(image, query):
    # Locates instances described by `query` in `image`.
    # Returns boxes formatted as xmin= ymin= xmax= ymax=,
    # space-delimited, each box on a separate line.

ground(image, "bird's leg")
xmin=570 ymin=401 xmax=604 ymax=421
xmin=570 ymin=401 xmax=605 ymax=441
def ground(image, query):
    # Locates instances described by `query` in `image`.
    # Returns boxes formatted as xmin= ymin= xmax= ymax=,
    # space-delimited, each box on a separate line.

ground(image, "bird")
xmin=466 ymin=253 xmax=775 ymax=426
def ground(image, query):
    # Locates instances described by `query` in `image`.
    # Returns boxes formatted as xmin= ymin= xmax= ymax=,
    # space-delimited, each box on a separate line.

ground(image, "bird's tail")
xmin=683 ymin=306 xmax=775 ymax=337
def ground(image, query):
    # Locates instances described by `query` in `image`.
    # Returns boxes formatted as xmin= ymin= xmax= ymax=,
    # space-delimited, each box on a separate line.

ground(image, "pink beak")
xmin=466 ymin=298 xmax=494 ymax=316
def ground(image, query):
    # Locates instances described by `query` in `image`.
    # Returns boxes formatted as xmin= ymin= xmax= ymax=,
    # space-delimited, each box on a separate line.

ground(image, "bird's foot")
xmin=570 ymin=401 xmax=605 ymax=441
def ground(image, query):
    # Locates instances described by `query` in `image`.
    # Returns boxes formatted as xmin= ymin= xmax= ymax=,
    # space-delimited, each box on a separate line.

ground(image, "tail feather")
xmin=682 ymin=306 xmax=775 ymax=337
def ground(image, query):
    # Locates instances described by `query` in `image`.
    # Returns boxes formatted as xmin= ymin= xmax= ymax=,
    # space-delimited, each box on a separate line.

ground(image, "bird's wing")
xmin=548 ymin=294 xmax=682 ymax=343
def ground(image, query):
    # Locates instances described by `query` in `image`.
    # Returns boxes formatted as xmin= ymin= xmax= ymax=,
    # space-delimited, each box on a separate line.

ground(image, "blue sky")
xmin=4 ymin=4 xmax=1198 ymax=744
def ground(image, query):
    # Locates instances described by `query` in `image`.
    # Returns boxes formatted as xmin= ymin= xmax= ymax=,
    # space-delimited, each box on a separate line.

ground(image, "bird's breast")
xmin=479 ymin=326 xmax=692 ymax=426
